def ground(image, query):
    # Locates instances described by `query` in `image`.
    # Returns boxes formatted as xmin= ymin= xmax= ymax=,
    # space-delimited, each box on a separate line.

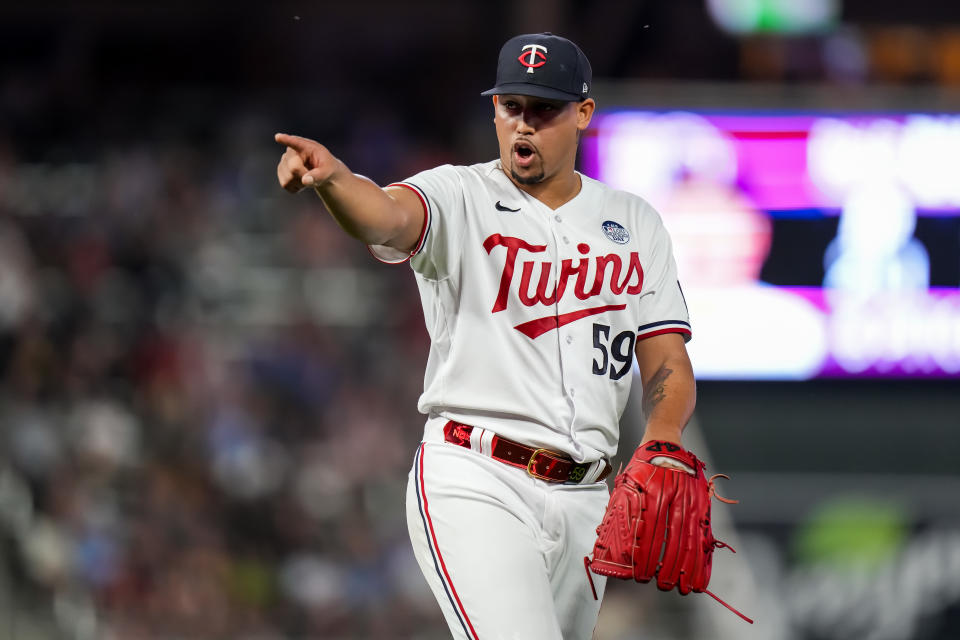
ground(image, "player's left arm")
xmin=633 ymin=332 xmax=696 ymax=446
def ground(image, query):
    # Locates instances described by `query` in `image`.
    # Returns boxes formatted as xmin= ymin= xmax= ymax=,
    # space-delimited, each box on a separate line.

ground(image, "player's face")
xmin=493 ymin=95 xmax=594 ymax=188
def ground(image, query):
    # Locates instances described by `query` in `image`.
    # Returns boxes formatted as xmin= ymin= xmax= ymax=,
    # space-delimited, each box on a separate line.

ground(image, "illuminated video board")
xmin=582 ymin=111 xmax=960 ymax=379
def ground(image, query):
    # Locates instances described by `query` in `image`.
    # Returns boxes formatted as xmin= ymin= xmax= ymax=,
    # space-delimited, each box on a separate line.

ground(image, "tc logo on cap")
xmin=518 ymin=44 xmax=547 ymax=74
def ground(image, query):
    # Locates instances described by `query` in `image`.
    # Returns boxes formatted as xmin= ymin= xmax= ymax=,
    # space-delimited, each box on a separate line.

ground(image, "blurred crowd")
xmin=4 ymin=3 xmax=959 ymax=638
xmin=0 ymin=95 xmax=461 ymax=638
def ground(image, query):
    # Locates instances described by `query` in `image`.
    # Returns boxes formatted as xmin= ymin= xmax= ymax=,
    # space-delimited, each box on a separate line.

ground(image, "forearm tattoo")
xmin=642 ymin=365 xmax=674 ymax=420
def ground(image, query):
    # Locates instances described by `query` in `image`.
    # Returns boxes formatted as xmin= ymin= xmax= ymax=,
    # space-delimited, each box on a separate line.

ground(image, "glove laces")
xmin=708 ymin=474 xmax=739 ymax=504
xmin=704 ymin=588 xmax=754 ymax=624
xmin=705 ymin=477 xmax=753 ymax=623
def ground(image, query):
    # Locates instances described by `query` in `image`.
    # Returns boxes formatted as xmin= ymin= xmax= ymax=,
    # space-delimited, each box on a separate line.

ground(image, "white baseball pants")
xmin=406 ymin=440 xmax=609 ymax=640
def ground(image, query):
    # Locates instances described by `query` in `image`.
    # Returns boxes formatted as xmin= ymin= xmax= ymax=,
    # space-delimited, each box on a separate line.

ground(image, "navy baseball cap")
xmin=481 ymin=33 xmax=592 ymax=102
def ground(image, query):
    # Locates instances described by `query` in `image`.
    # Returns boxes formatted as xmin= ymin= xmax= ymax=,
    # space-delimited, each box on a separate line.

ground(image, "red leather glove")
xmin=585 ymin=440 xmax=752 ymax=623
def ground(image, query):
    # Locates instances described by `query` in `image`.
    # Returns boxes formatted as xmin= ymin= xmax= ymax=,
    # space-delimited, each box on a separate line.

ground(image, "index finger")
xmin=274 ymin=133 xmax=317 ymax=152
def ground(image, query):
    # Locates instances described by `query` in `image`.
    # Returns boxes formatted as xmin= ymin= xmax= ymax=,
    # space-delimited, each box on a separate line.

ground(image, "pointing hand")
xmin=275 ymin=133 xmax=340 ymax=193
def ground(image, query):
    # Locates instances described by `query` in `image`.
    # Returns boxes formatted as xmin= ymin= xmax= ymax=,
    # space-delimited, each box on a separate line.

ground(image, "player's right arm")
xmin=274 ymin=133 xmax=425 ymax=254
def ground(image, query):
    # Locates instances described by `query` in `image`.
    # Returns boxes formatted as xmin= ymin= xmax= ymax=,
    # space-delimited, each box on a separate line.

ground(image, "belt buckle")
xmin=527 ymin=448 xmax=560 ymax=481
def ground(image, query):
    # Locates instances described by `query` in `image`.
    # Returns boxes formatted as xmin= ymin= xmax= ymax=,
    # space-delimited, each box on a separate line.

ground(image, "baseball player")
xmin=276 ymin=33 xmax=725 ymax=639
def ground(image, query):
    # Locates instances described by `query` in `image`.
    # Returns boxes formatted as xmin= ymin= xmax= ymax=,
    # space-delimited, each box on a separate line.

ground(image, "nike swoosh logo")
xmin=495 ymin=201 xmax=521 ymax=212
xmin=514 ymin=304 xmax=627 ymax=339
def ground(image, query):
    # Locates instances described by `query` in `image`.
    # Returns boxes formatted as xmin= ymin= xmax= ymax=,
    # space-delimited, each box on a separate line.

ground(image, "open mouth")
xmin=513 ymin=140 xmax=537 ymax=166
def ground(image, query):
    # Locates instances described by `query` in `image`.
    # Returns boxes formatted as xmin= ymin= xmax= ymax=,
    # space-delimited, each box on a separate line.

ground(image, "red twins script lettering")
xmin=483 ymin=234 xmax=645 ymax=338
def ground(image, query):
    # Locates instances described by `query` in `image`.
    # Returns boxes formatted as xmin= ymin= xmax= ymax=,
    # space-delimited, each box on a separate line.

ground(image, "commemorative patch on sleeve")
xmin=601 ymin=220 xmax=630 ymax=244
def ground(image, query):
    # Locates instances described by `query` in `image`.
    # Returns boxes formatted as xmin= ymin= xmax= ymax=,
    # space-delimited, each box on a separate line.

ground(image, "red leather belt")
xmin=443 ymin=420 xmax=612 ymax=484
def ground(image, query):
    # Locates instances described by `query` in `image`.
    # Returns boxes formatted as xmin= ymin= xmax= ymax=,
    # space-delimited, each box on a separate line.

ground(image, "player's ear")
xmin=576 ymin=98 xmax=596 ymax=131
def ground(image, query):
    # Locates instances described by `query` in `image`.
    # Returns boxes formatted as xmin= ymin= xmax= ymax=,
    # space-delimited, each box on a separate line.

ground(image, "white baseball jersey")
xmin=371 ymin=159 xmax=690 ymax=463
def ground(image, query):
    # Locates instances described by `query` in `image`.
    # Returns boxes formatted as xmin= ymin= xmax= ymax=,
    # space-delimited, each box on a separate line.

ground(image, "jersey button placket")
xmin=550 ymin=213 xmax=576 ymax=412
xmin=549 ymin=212 xmax=580 ymax=434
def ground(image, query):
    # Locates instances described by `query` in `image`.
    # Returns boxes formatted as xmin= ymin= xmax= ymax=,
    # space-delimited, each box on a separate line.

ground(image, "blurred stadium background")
xmin=1 ymin=1 xmax=959 ymax=638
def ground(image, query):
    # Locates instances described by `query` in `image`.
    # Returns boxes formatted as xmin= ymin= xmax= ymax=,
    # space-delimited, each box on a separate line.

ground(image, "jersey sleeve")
xmin=367 ymin=164 xmax=464 ymax=280
xmin=636 ymin=211 xmax=692 ymax=343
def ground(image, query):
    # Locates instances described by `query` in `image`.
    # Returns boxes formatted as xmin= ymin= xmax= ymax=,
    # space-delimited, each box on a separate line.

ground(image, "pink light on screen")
xmin=703 ymin=115 xmax=822 ymax=211
xmin=584 ymin=113 xmax=824 ymax=210
xmin=585 ymin=112 xmax=960 ymax=214
xmin=729 ymin=132 xmax=810 ymax=209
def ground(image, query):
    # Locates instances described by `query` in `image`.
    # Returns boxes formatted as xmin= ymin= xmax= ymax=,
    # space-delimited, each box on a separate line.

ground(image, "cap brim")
xmin=480 ymin=83 xmax=584 ymax=101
